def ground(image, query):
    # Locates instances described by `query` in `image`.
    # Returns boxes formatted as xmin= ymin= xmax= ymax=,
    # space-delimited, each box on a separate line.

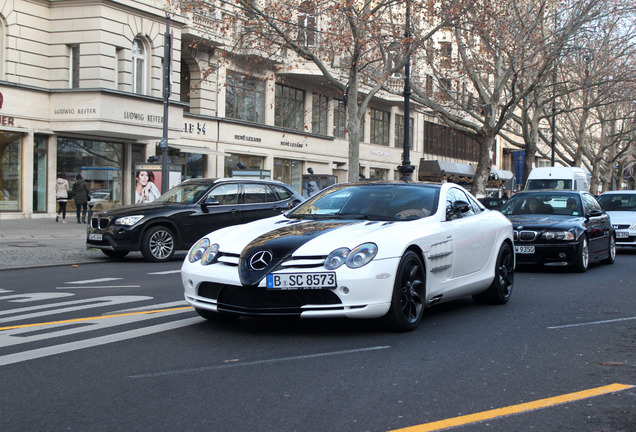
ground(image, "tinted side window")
xmin=271 ymin=185 xmax=292 ymax=201
xmin=207 ymin=184 xmax=239 ymax=205
xmin=582 ymin=193 xmax=602 ymax=213
xmin=244 ymin=183 xmax=275 ymax=204
xmin=446 ymin=188 xmax=475 ymax=220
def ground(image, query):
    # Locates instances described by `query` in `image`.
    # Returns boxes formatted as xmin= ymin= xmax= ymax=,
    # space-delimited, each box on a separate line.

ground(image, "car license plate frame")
xmin=514 ymin=245 xmax=535 ymax=254
xmin=266 ymin=272 xmax=337 ymax=290
xmin=88 ymin=233 xmax=103 ymax=241
xmin=616 ymin=231 xmax=628 ymax=239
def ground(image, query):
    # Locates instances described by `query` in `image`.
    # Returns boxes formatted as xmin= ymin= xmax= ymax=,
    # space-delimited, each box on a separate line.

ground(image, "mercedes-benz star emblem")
xmin=249 ymin=250 xmax=273 ymax=271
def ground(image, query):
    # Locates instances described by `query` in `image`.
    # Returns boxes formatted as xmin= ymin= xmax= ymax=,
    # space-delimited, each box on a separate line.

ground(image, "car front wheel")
xmin=141 ymin=226 xmax=176 ymax=262
xmin=574 ymin=235 xmax=589 ymax=272
xmin=473 ymin=242 xmax=514 ymax=305
xmin=384 ymin=250 xmax=426 ymax=332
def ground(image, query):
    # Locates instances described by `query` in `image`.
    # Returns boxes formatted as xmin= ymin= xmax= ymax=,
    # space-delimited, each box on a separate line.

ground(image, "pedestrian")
xmin=55 ymin=173 xmax=70 ymax=223
xmin=72 ymin=173 xmax=92 ymax=224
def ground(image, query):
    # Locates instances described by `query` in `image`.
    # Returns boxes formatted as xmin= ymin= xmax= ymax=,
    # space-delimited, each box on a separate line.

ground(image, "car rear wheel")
xmin=141 ymin=226 xmax=175 ymax=262
xmin=473 ymin=242 xmax=514 ymax=305
xmin=574 ymin=235 xmax=589 ymax=273
xmin=194 ymin=307 xmax=239 ymax=321
xmin=101 ymin=250 xmax=130 ymax=259
xmin=384 ymin=250 xmax=425 ymax=332
xmin=602 ymin=235 xmax=616 ymax=265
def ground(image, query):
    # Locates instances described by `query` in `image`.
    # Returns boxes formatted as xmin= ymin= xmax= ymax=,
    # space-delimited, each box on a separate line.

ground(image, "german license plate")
xmin=515 ymin=245 xmax=535 ymax=254
xmin=88 ymin=233 xmax=102 ymax=241
xmin=616 ymin=231 xmax=628 ymax=239
xmin=266 ymin=272 xmax=337 ymax=290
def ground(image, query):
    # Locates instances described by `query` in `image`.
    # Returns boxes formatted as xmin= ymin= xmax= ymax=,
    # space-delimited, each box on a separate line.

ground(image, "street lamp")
xmin=397 ymin=0 xmax=415 ymax=181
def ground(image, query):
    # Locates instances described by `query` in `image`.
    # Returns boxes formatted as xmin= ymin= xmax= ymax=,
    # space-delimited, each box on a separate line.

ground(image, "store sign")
xmin=123 ymin=112 xmax=163 ymax=123
xmin=281 ymin=140 xmax=305 ymax=148
xmin=235 ymin=134 xmax=261 ymax=143
xmin=371 ymin=150 xmax=392 ymax=158
xmin=53 ymin=107 xmax=97 ymax=115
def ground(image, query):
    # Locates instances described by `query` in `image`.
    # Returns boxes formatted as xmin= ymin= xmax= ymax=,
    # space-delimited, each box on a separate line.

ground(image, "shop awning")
xmin=418 ymin=159 xmax=475 ymax=178
xmin=490 ymin=168 xmax=514 ymax=180
xmin=168 ymin=142 xmax=227 ymax=156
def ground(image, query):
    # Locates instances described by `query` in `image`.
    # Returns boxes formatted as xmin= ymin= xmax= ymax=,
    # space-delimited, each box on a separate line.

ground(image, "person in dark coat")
xmin=72 ymin=173 xmax=92 ymax=223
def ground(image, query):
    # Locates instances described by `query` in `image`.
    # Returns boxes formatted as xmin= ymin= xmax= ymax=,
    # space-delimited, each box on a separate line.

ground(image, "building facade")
xmin=0 ymin=0 xmax=510 ymax=219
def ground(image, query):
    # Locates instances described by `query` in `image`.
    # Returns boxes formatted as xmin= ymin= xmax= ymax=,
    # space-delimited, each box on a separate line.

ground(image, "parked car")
xmin=181 ymin=181 xmax=515 ymax=332
xmin=87 ymin=178 xmax=303 ymax=262
xmin=597 ymin=190 xmax=636 ymax=248
xmin=499 ymin=190 xmax=615 ymax=272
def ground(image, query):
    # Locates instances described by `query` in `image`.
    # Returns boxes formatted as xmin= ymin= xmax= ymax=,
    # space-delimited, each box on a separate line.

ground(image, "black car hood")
xmin=506 ymin=214 xmax=584 ymax=230
xmin=94 ymin=202 xmax=191 ymax=218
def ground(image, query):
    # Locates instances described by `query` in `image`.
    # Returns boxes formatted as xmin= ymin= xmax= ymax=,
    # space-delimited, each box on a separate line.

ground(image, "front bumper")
xmin=514 ymin=242 xmax=580 ymax=266
xmin=181 ymin=256 xmax=400 ymax=319
xmin=86 ymin=217 xmax=142 ymax=252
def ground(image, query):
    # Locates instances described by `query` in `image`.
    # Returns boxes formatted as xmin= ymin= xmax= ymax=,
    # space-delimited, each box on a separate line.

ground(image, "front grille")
xmin=197 ymin=282 xmax=342 ymax=315
xmin=514 ymin=230 xmax=537 ymax=242
xmin=613 ymin=224 xmax=630 ymax=230
xmin=90 ymin=217 xmax=111 ymax=229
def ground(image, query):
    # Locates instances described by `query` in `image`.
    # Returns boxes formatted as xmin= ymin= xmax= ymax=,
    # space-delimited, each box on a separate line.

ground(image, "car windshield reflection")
xmin=153 ymin=183 xmax=211 ymax=205
xmin=501 ymin=193 xmax=582 ymax=216
xmin=287 ymin=183 xmax=439 ymax=221
xmin=598 ymin=194 xmax=636 ymax=212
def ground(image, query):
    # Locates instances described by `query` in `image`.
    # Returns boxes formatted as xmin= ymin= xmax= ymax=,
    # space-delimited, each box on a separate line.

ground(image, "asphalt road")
xmin=0 ymin=250 xmax=634 ymax=432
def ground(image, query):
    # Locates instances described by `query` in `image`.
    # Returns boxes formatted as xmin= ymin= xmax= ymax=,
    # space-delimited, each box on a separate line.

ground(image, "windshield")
xmin=501 ymin=193 xmax=582 ymax=216
xmin=287 ymin=183 xmax=439 ymax=221
xmin=154 ymin=183 xmax=212 ymax=205
xmin=526 ymin=179 xmax=573 ymax=190
xmin=598 ymin=194 xmax=636 ymax=211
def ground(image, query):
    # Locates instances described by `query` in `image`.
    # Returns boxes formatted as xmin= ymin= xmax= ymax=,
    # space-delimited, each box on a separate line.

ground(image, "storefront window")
xmin=224 ymin=154 xmax=265 ymax=178
xmin=33 ymin=136 xmax=47 ymax=213
xmin=57 ymin=138 xmax=124 ymax=209
xmin=0 ymin=131 xmax=22 ymax=211
xmin=369 ymin=168 xmax=388 ymax=180
xmin=274 ymin=158 xmax=302 ymax=192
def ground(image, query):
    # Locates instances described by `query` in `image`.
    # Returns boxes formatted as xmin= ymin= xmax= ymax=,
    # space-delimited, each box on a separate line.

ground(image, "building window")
xmin=422 ymin=120 xmax=479 ymax=162
xmin=180 ymin=59 xmax=191 ymax=108
xmin=0 ymin=131 xmax=23 ymax=211
xmin=395 ymin=114 xmax=414 ymax=149
xmin=132 ymin=38 xmax=146 ymax=94
xmin=225 ymin=71 xmax=266 ymax=123
xmin=370 ymin=108 xmax=390 ymax=146
xmin=69 ymin=45 xmax=80 ymax=88
xmin=369 ymin=168 xmax=388 ymax=180
xmin=224 ymin=154 xmax=265 ymax=178
xmin=274 ymin=158 xmax=302 ymax=192
xmin=298 ymin=1 xmax=316 ymax=48
xmin=333 ymin=100 xmax=346 ymax=138
xmin=312 ymin=93 xmax=328 ymax=135
xmin=439 ymin=41 xmax=452 ymax=68
xmin=275 ymin=83 xmax=305 ymax=131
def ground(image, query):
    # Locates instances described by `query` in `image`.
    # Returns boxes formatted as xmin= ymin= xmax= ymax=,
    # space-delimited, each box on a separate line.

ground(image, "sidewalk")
xmin=0 ymin=216 xmax=108 ymax=270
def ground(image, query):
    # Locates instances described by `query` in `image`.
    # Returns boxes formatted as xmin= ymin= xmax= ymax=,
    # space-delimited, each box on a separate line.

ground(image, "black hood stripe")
xmin=238 ymin=220 xmax=357 ymax=286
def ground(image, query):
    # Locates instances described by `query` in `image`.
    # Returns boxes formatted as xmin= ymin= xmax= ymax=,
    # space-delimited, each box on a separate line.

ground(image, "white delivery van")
xmin=525 ymin=167 xmax=590 ymax=191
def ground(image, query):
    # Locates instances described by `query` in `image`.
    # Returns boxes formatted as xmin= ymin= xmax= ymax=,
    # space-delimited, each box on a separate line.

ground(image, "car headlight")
xmin=201 ymin=243 xmax=220 ymax=265
xmin=541 ymin=231 xmax=575 ymax=241
xmin=188 ymin=238 xmax=210 ymax=263
xmin=325 ymin=243 xmax=378 ymax=270
xmin=325 ymin=248 xmax=349 ymax=270
xmin=114 ymin=215 xmax=144 ymax=226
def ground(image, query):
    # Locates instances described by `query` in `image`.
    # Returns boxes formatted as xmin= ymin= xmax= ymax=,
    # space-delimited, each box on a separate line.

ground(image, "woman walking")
xmin=55 ymin=173 xmax=70 ymax=223
xmin=72 ymin=173 xmax=92 ymax=223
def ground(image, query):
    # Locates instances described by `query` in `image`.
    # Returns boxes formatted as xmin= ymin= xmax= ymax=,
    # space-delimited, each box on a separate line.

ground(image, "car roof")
xmin=600 ymin=190 xmax=636 ymax=195
xmin=180 ymin=178 xmax=294 ymax=187
xmin=514 ymin=189 xmax=582 ymax=195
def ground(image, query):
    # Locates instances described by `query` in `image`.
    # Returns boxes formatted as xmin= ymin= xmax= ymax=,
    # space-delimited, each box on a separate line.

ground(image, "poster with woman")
xmin=134 ymin=167 xmax=162 ymax=204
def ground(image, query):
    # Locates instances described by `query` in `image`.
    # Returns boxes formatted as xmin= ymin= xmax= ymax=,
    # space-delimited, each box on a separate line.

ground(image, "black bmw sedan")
xmin=499 ymin=190 xmax=615 ymax=272
xmin=87 ymin=178 xmax=303 ymax=262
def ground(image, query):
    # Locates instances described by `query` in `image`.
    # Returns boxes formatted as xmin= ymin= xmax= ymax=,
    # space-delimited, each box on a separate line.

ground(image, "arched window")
xmin=297 ymin=1 xmax=316 ymax=48
xmin=132 ymin=38 xmax=146 ymax=94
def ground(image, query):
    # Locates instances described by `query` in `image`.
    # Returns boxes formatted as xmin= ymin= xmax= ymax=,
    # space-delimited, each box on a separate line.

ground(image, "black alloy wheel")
xmin=384 ymin=250 xmax=426 ymax=332
xmin=473 ymin=242 xmax=514 ymax=305
xmin=141 ymin=225 xmax=176 ymax=262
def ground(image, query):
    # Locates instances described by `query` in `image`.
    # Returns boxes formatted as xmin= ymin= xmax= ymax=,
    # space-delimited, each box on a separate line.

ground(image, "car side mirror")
xmin=202 ymin=197 xmax=220 ymax=207
xmin=447 ymin=200 xmax=469 ymax=220
xmin=587 ymin=208 xmax=603 ymax=218
xmin=288 ymin=199 xmax=302 ymax=210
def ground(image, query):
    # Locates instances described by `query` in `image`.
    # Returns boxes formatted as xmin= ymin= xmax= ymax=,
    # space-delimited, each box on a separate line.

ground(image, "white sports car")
xmin=182 ymin=181 xmax=515 ymax=331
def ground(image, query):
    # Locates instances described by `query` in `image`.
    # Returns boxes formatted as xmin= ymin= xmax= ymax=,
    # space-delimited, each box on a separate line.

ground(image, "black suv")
xmin=87 ymin=178 xmax=303 ymax=262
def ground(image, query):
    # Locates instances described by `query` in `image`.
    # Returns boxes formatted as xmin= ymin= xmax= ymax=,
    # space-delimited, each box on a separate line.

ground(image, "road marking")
xmin=57 ymin=285 xmax=140 ymax=289
xmin=0 ymin=306 xmax=192 ymax=331
xmin=147 ymin=270 xmax=181 ymax=275
xmin=129 ymin=345 xmax=392 ymax=378
xmin=0 ymin=292 xmax=74 ymax=302
xmin=66 ymin=278 xmax=122 ymax=284
xmin=388 ymin=383 xmax=634 ymax=432
xmin=0 ymin=317 xmax=201 ymax=367
xmin=548 ymin=316 xmax=636 ymax=329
